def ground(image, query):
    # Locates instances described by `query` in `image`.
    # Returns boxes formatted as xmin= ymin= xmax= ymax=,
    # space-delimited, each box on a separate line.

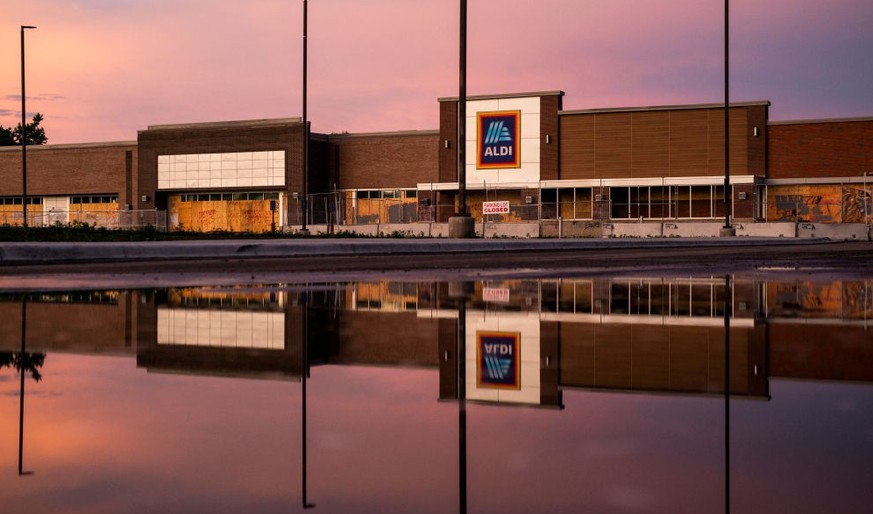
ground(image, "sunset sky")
xmin=2 ymin=0 xmax=872 ymax=144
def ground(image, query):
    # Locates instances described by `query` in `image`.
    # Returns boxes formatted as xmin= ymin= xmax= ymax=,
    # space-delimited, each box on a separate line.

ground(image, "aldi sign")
xmin=477 ymin=111 xmax=521 ymax=169
xmin=476 ymin=331 xmax=521 ymax=389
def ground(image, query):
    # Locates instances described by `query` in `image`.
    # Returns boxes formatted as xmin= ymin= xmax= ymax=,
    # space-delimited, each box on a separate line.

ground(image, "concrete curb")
xmin=0 ymin=237 xmax=838 ymax=266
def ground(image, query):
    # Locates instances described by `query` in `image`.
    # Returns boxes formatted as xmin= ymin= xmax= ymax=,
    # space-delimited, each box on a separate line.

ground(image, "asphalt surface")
xmin=1 ymin=237 xmax=871 ymax=291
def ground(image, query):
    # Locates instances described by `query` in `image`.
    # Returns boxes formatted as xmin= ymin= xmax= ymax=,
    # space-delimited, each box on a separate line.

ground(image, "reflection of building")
xmin=0 ymin=291 xmax=135 ymax=353
xmin=1 ymin=92 xmax=871 ymax=233
xmin=2 ymin=278 xmax=872 ymax=405
xmin=137 ymin=289 xmax=305 ymax=379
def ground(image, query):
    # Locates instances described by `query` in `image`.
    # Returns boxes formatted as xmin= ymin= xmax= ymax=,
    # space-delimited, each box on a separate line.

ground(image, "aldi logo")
xmin=477 ymin=111 xmax=521 ymax=169
xmin=476 ymin=331 xmax=521 ymax=389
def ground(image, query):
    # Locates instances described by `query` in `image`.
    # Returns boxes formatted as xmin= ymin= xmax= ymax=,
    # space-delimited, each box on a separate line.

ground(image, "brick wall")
xmin=768 ymin=119 xmax=873 ymax=179
xmin=0 ymin=142 xmax=135 ymax=204
xmin=327 ymin=131 xmax=439 ymax=190
xmin=439 ymin=100 xmax=458 ymax=183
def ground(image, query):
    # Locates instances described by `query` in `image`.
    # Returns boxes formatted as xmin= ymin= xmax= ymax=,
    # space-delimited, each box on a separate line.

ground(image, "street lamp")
xmin=448 ymin=0 xmax=475 ymax=238
xmin=458 ymin=0 xmax=467 ymax=218
xmin=21 ymin=25 xmax=36 ymax=228
xmin=721 ymin=1 xmax=734 ymax=236
xmin=301 ymin=0 xmax=309 ymax=234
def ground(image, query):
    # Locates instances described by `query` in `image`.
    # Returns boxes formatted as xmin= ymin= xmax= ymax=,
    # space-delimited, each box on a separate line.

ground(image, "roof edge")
xmin=0 ymin=140 xmax=137 ymax=152
xmin=142 ymin=117 xmax=302 ymax=132
xmin=560 ymin=100 xmax=771 ymax=116
xmin=438 ymin=90 xmax=565 ymax=102
xmin=768 ymin=115 xmax=873 ymax=126
xmin=327 ymin=129 xmax=439 ymax=140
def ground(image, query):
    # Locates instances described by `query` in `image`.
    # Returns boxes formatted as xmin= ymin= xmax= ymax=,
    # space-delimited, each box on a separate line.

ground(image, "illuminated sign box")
xmin=476 ymin=331 xmax=521 ymax=389
xmin=477 ymin=111 xmax=521 ymax=169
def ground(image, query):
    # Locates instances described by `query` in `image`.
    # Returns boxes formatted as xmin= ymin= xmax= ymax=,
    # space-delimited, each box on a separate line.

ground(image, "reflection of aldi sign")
xmin=477 ymin=331 xmax=521 ymax=389
xmin=477 ymin=111 xmax=521 ymax=169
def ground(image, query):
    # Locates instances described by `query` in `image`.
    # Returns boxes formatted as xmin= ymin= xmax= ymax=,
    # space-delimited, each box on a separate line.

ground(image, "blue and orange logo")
xmin=477 ymin=111 xmax=521 ymax=169
xmin=477 ymin=331 xmax=521 ymax=389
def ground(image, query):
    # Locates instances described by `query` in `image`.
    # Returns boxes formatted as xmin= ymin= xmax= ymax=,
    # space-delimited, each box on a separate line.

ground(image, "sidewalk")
xmin=0 ymin=236 xmax=836 ymax=266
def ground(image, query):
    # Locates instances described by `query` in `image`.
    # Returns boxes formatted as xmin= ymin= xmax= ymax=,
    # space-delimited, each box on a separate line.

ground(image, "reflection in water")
xmin=301 ymin=290 xmax=314 ymax=510
xmin=0 ymin=300 xmax=46 ymax=477
xmin=1 ymin=277 xmax=872 ymax=512
xmin=724 ymin=275 xmax=732 ymax=514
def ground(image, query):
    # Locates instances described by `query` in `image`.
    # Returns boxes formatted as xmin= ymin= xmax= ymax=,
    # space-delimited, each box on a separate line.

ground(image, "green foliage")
xmin=0 ymin=112 xmax=48 ymax=146
xmin=0 ymin=222 xmax=435 ymax=242
xmin=0 ymin=126 xmax=14 ymax=145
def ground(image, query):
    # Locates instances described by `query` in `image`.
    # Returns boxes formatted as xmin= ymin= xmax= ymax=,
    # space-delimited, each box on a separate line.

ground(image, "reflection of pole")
xmin=301 ymin=290 xmax=314 ymax=508
xmin=723 ymin=274 xmax=731 ymax=514
xmin=18 ymin=300 xmax=30 ymax=476
xmin=457 ymin=297 xmax=467 ymax=514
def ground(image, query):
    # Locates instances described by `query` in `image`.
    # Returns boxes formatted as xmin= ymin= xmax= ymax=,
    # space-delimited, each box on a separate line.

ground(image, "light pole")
xmin=301 ymin=1 xmax=309 ymax=234
xmin=20 ymin=25 xmax=36 ymax=228
xmin=449 ymin=0 xmax=475 ymax=237
xmin=721 ymin=1 xmax=733 ymax=234
xmin=458 ymin=0 xmax=467 ymax=218
xmin=721 ymin=1 xmax=734 ymax=236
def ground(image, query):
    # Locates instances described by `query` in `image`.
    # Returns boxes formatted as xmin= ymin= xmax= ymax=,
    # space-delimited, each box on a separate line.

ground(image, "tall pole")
xmin=21 ymin=26 xmax=36 ymax=228
xmin=722 ymin=1 xmax=732 ymax=234
xmin=458 ymin=0 xmax=467 ymax=216
xmin=301 ymin=1 xmax=309 ymax=233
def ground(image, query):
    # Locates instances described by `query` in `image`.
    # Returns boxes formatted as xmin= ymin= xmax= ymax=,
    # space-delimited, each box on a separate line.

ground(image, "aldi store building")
xmin=1 ymin=90 xmax=871 ymax=236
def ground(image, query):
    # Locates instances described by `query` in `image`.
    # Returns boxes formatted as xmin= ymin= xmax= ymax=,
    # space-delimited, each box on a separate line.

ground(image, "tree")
xmin=0 ymin=126 xmax=14 ymax=145
xmin=0 ymin=112 xmax=48 ymax=146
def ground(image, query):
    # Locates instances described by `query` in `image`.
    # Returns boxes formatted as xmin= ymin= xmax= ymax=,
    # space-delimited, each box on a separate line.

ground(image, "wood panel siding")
xmin=559 ymin=104 xmax=765 ymax=180
xmin=559 ymin=115 xmax=595 ymax=179
xmin=669 ymin=110 xmax=709 ymax=176
xmin=631 ymin=111 xmax=669 ymax=178
xmin=707 ymin=109 xmax=748 ymax=176
xmin=594 ymin=113 xmax=633 ymax=178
